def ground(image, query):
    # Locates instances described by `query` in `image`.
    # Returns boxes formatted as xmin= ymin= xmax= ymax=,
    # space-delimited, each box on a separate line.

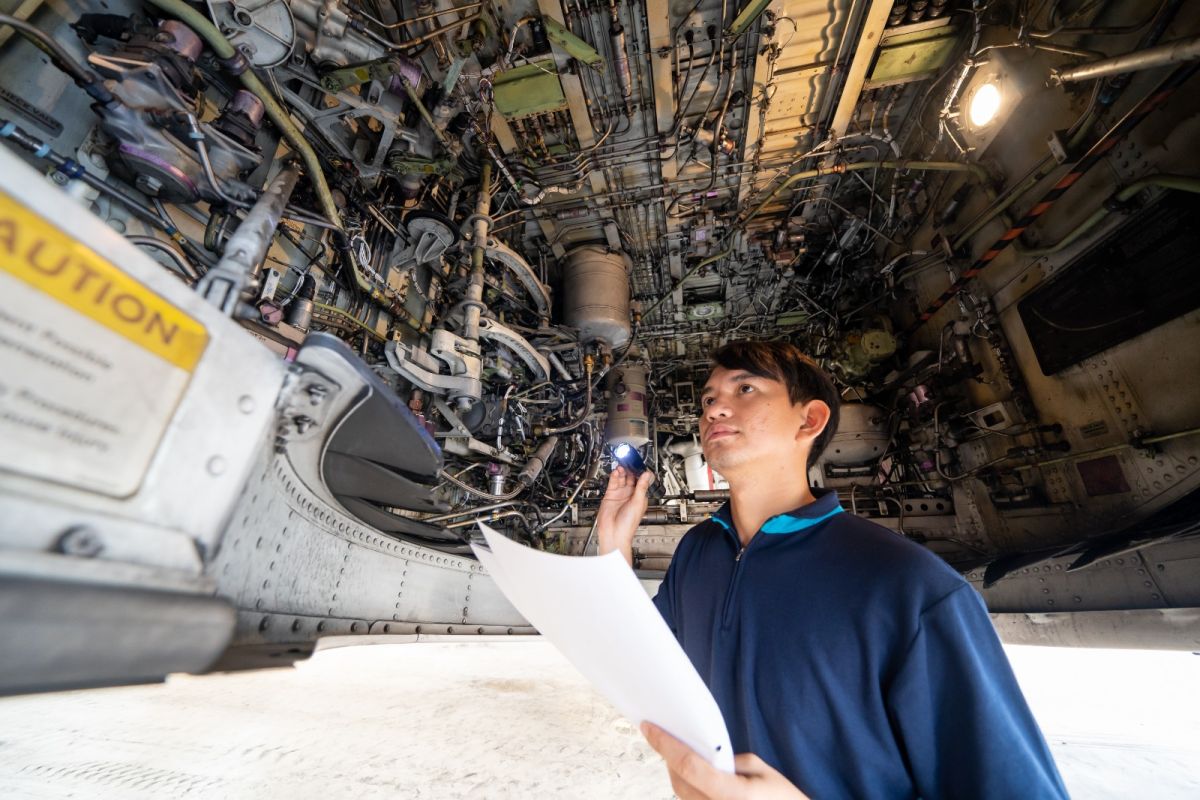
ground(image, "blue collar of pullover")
xmin=710 ymin=489 xmax=844 ymax=536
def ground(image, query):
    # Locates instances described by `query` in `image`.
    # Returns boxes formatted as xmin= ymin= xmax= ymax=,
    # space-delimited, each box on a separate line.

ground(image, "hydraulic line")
xmin=446 ymin=509 xmax=530 ymax=529
xmin=641 ymin=160 xmax=989 ymax=322
xmin=903 ymin=61 xmax=1200 ymax=337
xmin=359 ymin=14 xmax=480 ymax=51
xmin=1052 ymin=35 xmax=1200 ymax=84
xmin=0 ymin=118 xmax=210 ymax=267
xmin=355 ymin=1 xmax=482 ymax=30
xmin=140 ymin=0 xmax=339 ymax=229
xmin=953 ymin=0 xmax=1185 ymax=247
xmin=537 ymin=379 xmax=593 ymax=435
xmin=126 ymin=235 xmax=199 ymax=280
xmin=185 ymin=113 xmax=252 ymax=208
xmin=140 ymin=0 xmax=422 ymax=328
xmin=438 ymin=437 xmax=558 ymax=502
xmin=312 ymin=302 xmax=387 ymax=341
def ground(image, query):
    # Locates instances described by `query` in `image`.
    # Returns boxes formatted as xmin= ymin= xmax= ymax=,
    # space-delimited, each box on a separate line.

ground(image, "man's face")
xmin=698 ymin=366 xmax=812 ymax=474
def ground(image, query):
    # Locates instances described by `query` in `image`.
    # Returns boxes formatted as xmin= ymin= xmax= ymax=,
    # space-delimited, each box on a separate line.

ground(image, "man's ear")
xmin=795 ymin=400 xmax=832 ymax=441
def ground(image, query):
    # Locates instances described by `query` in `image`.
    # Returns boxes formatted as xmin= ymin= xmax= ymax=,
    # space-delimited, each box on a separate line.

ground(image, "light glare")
xmin=969 ymin=82 xmax=1002 ymax=128
xmin=614 ymin=444 xmax=632 ymax=457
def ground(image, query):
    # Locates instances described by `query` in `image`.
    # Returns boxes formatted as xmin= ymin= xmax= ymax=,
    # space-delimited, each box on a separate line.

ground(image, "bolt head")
xmin=58 ymin=526 xmax=104 ymax=557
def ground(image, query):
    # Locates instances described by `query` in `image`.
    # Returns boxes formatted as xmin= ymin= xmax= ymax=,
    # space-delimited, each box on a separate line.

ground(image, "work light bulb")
xmin=614 ymin=444 xmax=632 ymax=458
xmin=969 ymin=82 xmax=1002 ymax=128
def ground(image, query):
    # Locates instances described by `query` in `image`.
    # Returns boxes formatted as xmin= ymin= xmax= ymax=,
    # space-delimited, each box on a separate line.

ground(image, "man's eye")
xmin=739 ymin=384 xmax=754 ymax=394
xmin=701 ymin=397 xmax=714 ymax=406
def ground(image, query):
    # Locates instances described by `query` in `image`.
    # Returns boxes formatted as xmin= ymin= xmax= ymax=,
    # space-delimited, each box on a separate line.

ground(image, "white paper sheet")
xmin=471 ymin=523 xmax=735 ymax=773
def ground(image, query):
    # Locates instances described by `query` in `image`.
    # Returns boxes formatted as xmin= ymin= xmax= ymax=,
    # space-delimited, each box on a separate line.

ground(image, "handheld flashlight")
xmin=611 ymin=442 xmax=648 ymax=476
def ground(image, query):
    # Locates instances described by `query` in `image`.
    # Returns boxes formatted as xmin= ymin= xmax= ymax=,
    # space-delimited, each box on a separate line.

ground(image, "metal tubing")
xmin=140 ymin=0 xmax=341 ymax=229
xmin=0 ymin=13 xmax=114 ymax=104
xmin=126 ymin=235 xmax=199 ymax=280
xmin=143 ymin=1 xmax=406 ymax=322
xmin=0 ymin=118 xmax=167 ymax=232
xmin=446 ymin=509 xmax=529 ymax=528
xmin=312 ymin=302 xmax=387 ymax=341
xmin=359 ymin=1 xmax=481 ymax=29
xmin=187 ymin=113 xmax=252 ymax=208
xmin=1053 ymin=35 xmax=1200 ymax=83
xmin=424 ymin=501 xmax=519 ymax=523
xmin=904 ymin=62 xmax=1199 ymax=336
xmin=641 ymin=160 xmax=988 ymax=322
xmin=398 ymin=77 xmax=452 ymax=148
xmin=362 ymin=13 xmax=479 ymax=50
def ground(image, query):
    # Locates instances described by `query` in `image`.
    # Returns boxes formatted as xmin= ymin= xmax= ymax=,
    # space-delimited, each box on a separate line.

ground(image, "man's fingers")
xmin=667 ymin=768 xmax=708 ymax=800
xmin=604 ymin=466 xmax=627 ymax=495
xmin=642 ymin=723 xmax=739 ymax=799
xmin=635 ymin=470 xmax=655 ymax=496
xmin=733 ymin=753 xmax=768 ymax=775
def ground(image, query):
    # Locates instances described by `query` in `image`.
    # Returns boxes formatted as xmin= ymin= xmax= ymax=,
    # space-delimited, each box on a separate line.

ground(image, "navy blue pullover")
xmin=652 ymin=490 xmax=1067 ymax=799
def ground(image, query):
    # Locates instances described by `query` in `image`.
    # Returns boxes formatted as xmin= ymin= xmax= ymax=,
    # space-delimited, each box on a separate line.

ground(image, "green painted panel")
xmin=492 ymin=62 xmax=568 ymax=119
xmin=542 ymin=17 xmax=602 ymax=67
xmin=866 ymin=34 xmax=959 ymax=88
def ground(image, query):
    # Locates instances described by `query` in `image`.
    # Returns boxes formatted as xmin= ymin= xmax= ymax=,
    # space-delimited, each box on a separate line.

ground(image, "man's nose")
xmin=704 ymin=395 xmax=732 ymax=420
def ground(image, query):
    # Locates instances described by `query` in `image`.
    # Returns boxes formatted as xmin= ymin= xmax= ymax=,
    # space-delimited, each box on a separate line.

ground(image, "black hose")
xmin=540 ymin=379 xmax=594 ymax=435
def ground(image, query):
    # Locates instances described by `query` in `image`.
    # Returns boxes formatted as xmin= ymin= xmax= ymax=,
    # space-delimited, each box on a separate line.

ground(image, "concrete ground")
xmin=0 ymin=639 xmax=1196 ymax=798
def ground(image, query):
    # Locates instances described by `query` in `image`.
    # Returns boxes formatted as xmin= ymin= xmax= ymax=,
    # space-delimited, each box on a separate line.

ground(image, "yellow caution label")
xmin=0 ymin=190 xmax=207 ymax=372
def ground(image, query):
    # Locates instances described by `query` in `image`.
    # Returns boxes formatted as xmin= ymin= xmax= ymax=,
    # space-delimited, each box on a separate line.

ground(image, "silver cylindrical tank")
xmin=606 ymin=364 xmax=650 ymax=447
xmin=563 ymin=245 xmax=631 ymax=349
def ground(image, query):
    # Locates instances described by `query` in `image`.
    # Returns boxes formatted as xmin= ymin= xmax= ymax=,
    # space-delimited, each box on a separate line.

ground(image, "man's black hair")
xmin=711 ymin=340 xmax=841 ymax=467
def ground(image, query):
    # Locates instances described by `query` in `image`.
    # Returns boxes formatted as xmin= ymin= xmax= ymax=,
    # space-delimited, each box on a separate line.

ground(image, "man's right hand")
xmin=595 ymin=466 xmax=654 ymax=566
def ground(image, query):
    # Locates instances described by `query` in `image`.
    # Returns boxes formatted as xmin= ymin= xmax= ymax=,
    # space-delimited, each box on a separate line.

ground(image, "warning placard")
xmin=0 ymin=190 xmax=209 ymax=497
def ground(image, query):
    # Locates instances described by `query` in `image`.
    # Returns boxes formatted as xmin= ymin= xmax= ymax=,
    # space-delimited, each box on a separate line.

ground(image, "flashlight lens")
xmin=969 ymin=82 xmax=1002 ymax=128
xmin=614 ymin=443 xmax=632 ymax=458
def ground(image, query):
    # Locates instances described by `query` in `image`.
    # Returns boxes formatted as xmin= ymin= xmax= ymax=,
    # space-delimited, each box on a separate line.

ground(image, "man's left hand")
xmin=641 ymin=722 xmax=811 ymax=800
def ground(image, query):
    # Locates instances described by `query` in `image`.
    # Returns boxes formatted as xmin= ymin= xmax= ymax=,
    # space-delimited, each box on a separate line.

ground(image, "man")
xmin=596 ymin=341 xmax=1067 ymax=800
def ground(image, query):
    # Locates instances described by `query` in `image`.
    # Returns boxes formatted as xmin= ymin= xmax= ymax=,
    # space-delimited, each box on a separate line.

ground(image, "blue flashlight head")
xmin=611 ymin=442 xmax=647 ymax=476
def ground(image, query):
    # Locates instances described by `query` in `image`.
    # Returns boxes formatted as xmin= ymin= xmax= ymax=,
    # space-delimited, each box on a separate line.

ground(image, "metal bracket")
xmin=433 ymin=399 xmax=518 ymax=464
xmin=542 ymin=17 xmax=603 ymax=69
xmin=274 ymin=367 xmax=342 ymax=443
xmin=384 ymin=338 xmax=482 ymax=399
xmin=477 ymin=317 xmax=550 ymax=381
